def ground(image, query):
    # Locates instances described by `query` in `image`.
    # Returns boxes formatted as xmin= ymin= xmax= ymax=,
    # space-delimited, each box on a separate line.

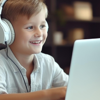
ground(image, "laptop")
xmin=65 ymin=38 xmax=100 ymax=100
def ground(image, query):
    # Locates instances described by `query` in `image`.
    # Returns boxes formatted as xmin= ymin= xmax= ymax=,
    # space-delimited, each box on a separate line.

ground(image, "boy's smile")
xmin=10 ymin=9 xmax=48 ymax=55
xmin=30 ymin=40 xmax=42 ymax=45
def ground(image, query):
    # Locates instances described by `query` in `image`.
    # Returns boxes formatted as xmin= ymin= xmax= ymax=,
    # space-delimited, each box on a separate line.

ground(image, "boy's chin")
xmin=29 ymin=45 xmax=43 ymax=54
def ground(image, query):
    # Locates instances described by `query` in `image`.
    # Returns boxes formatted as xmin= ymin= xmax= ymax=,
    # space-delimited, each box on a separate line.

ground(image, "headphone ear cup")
xmin=3 ymin=19 xmax=15 ymax=45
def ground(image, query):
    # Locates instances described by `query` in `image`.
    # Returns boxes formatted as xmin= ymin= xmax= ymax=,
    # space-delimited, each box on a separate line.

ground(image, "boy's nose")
xmin=34 ymin=28 xmax=42 ymax=37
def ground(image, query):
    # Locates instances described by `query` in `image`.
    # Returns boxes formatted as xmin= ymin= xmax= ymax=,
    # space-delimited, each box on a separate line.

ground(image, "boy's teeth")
xmin=31 ymin=41 xmax=41 ymax=43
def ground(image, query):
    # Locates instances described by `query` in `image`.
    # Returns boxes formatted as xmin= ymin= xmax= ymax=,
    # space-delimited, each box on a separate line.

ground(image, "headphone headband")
xmin=0 ymin=0 xmax=6 ymax=7
xmin=0 ymin=0 xmax=7 ymax=15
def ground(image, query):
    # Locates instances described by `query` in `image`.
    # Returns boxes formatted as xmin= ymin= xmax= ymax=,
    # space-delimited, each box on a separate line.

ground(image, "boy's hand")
xmin=46 ymin=87 xmax=67 ymax=100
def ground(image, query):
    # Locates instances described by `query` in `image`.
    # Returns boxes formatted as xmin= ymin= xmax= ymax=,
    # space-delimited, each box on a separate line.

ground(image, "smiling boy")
xmin=0 ymin=0 xmax=69 ymax=100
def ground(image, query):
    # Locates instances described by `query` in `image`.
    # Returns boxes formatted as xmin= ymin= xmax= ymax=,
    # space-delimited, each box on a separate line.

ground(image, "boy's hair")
xmin=1 ymin=0 xmax=48 ymax=22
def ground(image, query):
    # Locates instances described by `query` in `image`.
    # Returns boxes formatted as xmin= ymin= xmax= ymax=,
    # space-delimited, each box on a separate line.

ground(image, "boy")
xmin=0 ymin=0 xmax=69 ymax=100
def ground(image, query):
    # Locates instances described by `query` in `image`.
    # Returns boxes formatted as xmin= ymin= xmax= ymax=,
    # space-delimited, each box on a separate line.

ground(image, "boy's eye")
xmin=40 ymin=25 xmax=46 ymax=29
xmin=26 ymin=26 xmax=33 ymax=30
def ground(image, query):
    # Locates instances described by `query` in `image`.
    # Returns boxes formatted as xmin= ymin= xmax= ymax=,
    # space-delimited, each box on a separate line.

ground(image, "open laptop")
xmin=65 ymin=38 xmax=100 ymax=100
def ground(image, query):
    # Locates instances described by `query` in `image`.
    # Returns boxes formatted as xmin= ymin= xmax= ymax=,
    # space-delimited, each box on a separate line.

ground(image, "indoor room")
xmin=42 ymin=0 xmax=100 ymax=74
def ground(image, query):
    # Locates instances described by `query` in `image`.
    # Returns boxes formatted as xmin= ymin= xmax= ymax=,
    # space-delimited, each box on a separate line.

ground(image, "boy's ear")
xmin=46 ymin=21 xmax=49 ymax=33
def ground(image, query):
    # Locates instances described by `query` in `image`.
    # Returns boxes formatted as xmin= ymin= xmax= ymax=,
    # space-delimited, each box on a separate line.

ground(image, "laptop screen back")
xmin=65 ymin=38 xmax=100 ymax=100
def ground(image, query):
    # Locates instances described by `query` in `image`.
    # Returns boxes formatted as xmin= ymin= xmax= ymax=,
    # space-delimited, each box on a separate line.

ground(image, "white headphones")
xmin=0 ymin=0 xmax=49 ymax=45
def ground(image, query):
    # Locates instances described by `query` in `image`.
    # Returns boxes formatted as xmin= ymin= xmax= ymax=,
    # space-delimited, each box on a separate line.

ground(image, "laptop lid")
xmin=65 ymin=38 xmax=100 ymax=100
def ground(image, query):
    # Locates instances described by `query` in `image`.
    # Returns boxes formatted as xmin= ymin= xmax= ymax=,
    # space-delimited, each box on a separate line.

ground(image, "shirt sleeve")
xmin=0 ymin=65 xmax=8 ymax=94
xmin=52 ymin=59 xmax=69 ymax=87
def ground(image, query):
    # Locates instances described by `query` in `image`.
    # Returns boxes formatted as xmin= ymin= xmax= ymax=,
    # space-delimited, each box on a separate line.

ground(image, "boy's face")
xmin=10 ymin=9 xmax=48 ymax=55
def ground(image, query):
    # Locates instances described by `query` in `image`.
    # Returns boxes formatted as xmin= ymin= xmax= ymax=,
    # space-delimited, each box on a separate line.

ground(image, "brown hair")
xmin=1 ymin=0 xmax=48 ymax=22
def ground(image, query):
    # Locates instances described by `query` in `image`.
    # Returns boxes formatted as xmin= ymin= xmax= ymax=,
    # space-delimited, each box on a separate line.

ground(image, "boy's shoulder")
xmin=0 ymin=49 xmax=7 ymax=60
xmin=0 ymin=49 xmax=8 ymax=69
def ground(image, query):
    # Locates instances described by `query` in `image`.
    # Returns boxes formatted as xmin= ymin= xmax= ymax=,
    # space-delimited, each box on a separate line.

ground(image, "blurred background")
xmin=42 ymin=0 xmax=100 ymax=74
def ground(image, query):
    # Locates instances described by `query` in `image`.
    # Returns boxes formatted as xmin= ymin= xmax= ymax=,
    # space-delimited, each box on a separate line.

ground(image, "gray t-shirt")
xmin=0 ymin=47 xmax=69 ymax=94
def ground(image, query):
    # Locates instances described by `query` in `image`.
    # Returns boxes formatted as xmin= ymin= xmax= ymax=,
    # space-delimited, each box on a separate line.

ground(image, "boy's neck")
xmin=9 ymin=46 xmax=34 ymax=69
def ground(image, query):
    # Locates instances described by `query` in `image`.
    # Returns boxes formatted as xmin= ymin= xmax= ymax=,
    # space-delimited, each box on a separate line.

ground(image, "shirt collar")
xmin=33 ymin=54 xmax=40 ymax=73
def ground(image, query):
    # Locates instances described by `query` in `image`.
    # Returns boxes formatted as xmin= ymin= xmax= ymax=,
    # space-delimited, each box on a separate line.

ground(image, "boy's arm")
xmin=0 ymin=87 xmax=66 ymax=100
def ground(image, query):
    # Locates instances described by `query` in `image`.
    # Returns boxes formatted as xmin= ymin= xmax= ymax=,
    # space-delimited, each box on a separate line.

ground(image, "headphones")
xmin=0 ymin=0 xmax=49 ymax=45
